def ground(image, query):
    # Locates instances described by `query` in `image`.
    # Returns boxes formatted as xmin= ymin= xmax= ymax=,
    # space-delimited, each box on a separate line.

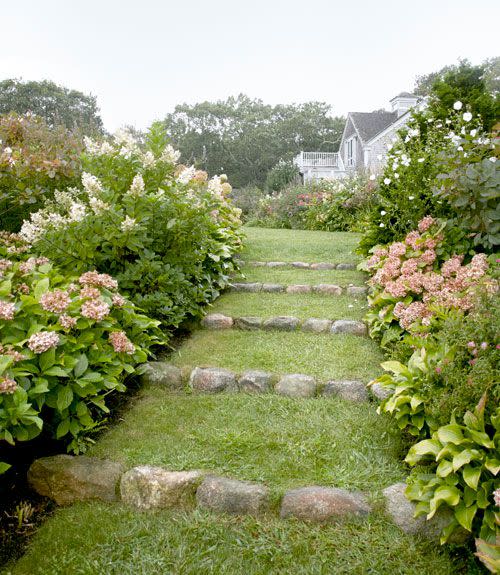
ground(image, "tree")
xmin=163 ymin=95 xmax=345 ymax=188
xmin=0 ymin=79 xmax=104 ymax=135
xmin=414 ymin=58 xmax=500 ymax=131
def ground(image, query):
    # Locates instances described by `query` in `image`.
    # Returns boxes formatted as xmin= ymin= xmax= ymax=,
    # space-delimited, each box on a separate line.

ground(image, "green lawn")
xmin=234 ymin=266 xmax=367 ymax=287
xmin=5 ymin=504 xmax=463 ymax=575
xmin=210 ymin=292 xmax=368 ymax=321
xmin=170 ymin=330 xmax=383 ymax=382
xmin=241 ymin=227 xmax=362 ymax=263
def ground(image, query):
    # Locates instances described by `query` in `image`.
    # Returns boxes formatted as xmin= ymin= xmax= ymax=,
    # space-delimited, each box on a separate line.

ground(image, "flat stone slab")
xmin=276 ymin=374 xmax=317 ymax=397
xmin=291 ymin=262 xmax=310 ymax=269
xmin=286 ymin=284 xmax=312 ymax=294
xmin=281 ymin=486 xmax=370 ymax=522
xmin=189 ymin=367 xmax=237 ymax=393
xmin=346 ymin=286 xmax=368 ymax=297
xmin=140 ymin=362 xmax=183 ymax=389
xmin=263 ymin=316 xmax=300 ymax=331
xmin=323 ymin=380 xmax=368 ymax=402
xmin=249 ymin=261 xmax=266 ymax=267
xmin=231 ymin=283 xmax=262 ymax=293
xmin=301 ymin=318 xmax=333 ymax=333
xmin=234 ymin=316 xmax=262 ymax=330
xmin=310 ymin=263 xmax=336 ymax=270
xmin=330 ymin=320 xmax=367 ymax=336
xmin=28 ymin=455 xmax=125 ymax=506
xmin=267 ymin=261 xmax=287 ymax=268
xmin=121 ymin=466 xmax=203 ymax=510
xmin=262 ymin=283 xmax=285 ymax=292
xmin=383 ymin=483 xmax=468 ymax=543
xmin=337 ymin=263 xmax=357 ymax=270
xmin=313 ymin=284 xmax=342 ymax=296
xmin=238 ymin=370 xmax=273 ymax=393
xmin=202 ymin=313 xmax=233 ymax=329
xmin=370 ymin=382 xmax=393 ymax=400
xmin=196 ymin=476 xmax=270 ymax=515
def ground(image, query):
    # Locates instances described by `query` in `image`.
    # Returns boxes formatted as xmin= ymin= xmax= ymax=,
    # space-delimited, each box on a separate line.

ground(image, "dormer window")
xmin=346 ymin=136 xmax=356 ymax=167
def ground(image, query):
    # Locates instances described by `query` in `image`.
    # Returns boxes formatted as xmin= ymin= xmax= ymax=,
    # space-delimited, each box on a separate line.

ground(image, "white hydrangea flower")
xmin=208 ymin=175 xmax=225 ymax=198
xmin=82 ymin=172 xmax=103 ymax=197
xmin=128 ymin=174 xmax=145 ymax=197
xmin=83 ymin=136 xmax=114 ymax=155
xmin=380 ymin=210 xmax=386 ymax=215
xmin=68 ymin=202 xmax=87 ymax=223
xmin=383 ymin=178 xmax=391 ymax=185
xmin=142 ymin=151 xmax=156 ymax=168
xmin=160 ymin=144 xmax=181 ymax=165
xmin=470 ymin=129 xmax=477 ymax=137
xmin=453 ymin=101 xmax=463 ymax=110
xmin=120 ymin=216 xmax=137 ymax=232
xmin=408 ymin=128 xmax=419 ymax=138
xmin=379 ymin=223 xmax=385 ymax=228
xmin=463 ymin=112 xmax=472 ymax=122
xmin=176 ymin=165 xmax=196 ymax=185
xmin=89 ymin=196 xmax=110 ymax=214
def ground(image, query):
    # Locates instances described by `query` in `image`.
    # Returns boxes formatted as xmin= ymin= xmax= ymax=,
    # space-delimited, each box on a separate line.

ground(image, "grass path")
xmin=5 ymin=227 xmax=463 ymax=575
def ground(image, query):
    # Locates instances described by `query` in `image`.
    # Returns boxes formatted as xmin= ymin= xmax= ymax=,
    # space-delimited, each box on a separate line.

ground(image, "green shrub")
xmin=228 ymin=185 xmax=266 ymax=221
xmin=0 ymin=249 xmax=161 ymax=473
xmin=19 ymin=123 xmax=243 ymax=331
xmin=265 ymin=159 xmax=299 ymax=193
xmin=0 ymin=113 xmax=83 ymax=231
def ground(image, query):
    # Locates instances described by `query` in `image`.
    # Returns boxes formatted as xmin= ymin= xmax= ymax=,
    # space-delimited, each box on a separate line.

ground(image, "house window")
xmin=346 ymin=137 xmax=356 ymax=167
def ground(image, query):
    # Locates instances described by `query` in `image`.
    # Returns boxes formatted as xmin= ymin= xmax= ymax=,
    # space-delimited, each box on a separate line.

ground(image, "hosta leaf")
xmin=452 ymin=449 xmax=480 ymax=472
xmin=381 ymin=361 xmax=411 ymax=377
xmin=455 ymin=502 xmax=477 ymax=531
xmin=437 ymin=424 xmax=464 ymax=445
xmin=428 ymin=485 xmax=461 ymax=519
xmin=466 ymin=429 xmax=494 ymax=449
xmin=405 ymin=439 xmax=441 ymax=464
xmin=436 ymin=459 xmax=453 ymax=478
xmin=462 ymin=465 xmax=481 ymax=490
xmin=484 ymin=458 xmax=500 ymax=475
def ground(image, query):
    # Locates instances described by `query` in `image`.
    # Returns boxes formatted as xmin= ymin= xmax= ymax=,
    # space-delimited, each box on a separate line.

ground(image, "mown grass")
xmin=241 ymin=227 xmax=361 ymax=263
xmin=90 ymin=392 xmax=405 ymax=495
xmin=210 ymin=292 xmax=368 ymax=320
xmin=170 ymin=330 xmax=383 ymax=382
xmin=234 ymin=266 xmax=367 ymax=287
xmin=5 ymin=503 xmax=463 ymax=575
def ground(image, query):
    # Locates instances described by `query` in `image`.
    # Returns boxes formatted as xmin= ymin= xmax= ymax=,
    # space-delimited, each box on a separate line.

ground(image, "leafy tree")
xmin=414 ymin=58 xmax=500 ymax=130
xmin=0 ymin=79 xmax=104 ymax=135
xmin=163 ymin=95 xmax=344 ymax=188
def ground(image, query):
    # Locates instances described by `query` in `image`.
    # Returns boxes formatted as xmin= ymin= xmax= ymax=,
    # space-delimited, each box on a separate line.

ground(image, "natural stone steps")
xmin=201 ymin=313 xmax=368 ymax=336
xmin=140 ymin=362 xmax=375 ymax=401
xmin=239 ymin=260 xmax=358 ymax=270
xmin=230 ymin=282 xmax=368 ymax=296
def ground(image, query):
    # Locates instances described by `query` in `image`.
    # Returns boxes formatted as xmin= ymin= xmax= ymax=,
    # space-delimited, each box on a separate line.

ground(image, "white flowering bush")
xmin=20 ymin=123 xmax=243 ymax=330
xmin=0 ymin=248 xmax=162 ymax=474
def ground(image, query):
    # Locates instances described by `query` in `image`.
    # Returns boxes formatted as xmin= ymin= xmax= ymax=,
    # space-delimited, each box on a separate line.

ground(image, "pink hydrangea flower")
xmin=80 ymin=286 xmax=101 ymax=299
xmin=59 ymin=314 xmax=77 ymax=329
xmin=81 ymin=299 xmax=110 ymax=321
xmin=0 ymin=301 xmax=16 ymax=320
xmin=40 ymin=290 xmax=71 ymax=313
xmin=405 ymin=230 xmax=421 ymax=250
xmin=27 ymin=331 xmax=60 ymax=353
xmin=112 ymin=294 xmax=126 ymax=307
xmin=79 ymin=271 xmax=118 ymax=290
xmin=0 ymin=376 xmax=17 ymax=394
xmin=388 ymin=242 xmax=406 ymax=257
xmin=109 ymin=331 xmax=134 ymax=354
xmin=494 ymin=488 xmax=500 ymax=507
xmin=418 ymin=216 xmax=435 ymax=232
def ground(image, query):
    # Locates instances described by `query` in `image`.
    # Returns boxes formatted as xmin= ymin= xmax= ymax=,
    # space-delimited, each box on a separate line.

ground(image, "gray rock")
xmin=201 ymin=313 xmax=234 ymax=330
xmin=263 ymin=316 xmax=300 ymax=332
xmin=330 ymin=320 xmax=367 ymax=336
xmin=347 ymin=285 xmax=368 ymax=297
xmin=337 ymin=263 xmax=357 ymax=270
xmin=189 ymin=367 xmax=237 ymax=393
xmin=120 ymin=466 xmax=203 ymax=510
xmin=28 ymin=455 xmax=125 ymax=506
xmin=291 ymin=262 xmax=310 ymax=269
xmin=276 ymin=374 xmax=317 ymax=397
xmin=231 ymin=283 xmax=262 ymax=293
xmin=383 ymin=483 xmax=468 ymax=543
xmin=267 ymin=261 xmax=287 ymax=268
xmin=310 ymin=263 xmax=336 ymax=270
xmin=249 ymin=261 xmax=266 ymax=267
xmin=238 ymin=370 xmax=273 ymax=393
xmin=140 ymin=362 xmax=183 ymax=389
xmin=234 ymin=316 xmax=262 ymax=330
xmin=286 ymin=284 xmax=312 ymax=294
xmin=323 ymin=380 xmax=368 ymax=402
xmin=313 ymin=284 xmax=342 ymax=296
xmin=301 ymin=318 xmax=333 ymax=333
xmin=196 ymin=476 xmax=270 ymax=515
xmin=262 ymin=283 xmax=285 ymax=293
xmin=280 ymin=486 xmax=370 ymax=522
xmin=370 ymin=382 xmax=393 ymax=400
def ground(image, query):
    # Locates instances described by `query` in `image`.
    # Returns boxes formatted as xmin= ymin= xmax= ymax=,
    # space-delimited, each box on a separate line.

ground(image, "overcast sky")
xmin=2 ymin=0 xmax=498 ymax=131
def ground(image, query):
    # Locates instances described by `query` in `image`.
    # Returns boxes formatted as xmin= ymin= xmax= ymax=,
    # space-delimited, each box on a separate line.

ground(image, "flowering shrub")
xmin=0 ymin=113 xmax=82 ymax=231
xmin=0 ymin=252 xmax=161 ymax=473
xmin=19 ymin=123 xmax=243 ymax=330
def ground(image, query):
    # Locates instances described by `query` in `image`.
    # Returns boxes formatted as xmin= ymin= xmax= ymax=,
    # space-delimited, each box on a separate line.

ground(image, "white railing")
xmin=295 ymin=152 xmax=343 ymax=170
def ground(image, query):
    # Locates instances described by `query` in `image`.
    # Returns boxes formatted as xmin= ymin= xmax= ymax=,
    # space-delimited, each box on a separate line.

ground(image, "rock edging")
xmin=231 ymin=283 xmax=368 ymax=297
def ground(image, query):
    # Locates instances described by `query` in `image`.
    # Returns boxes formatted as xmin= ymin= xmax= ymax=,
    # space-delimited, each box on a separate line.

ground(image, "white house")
xmin=295 ymin=92 xmax=423 ymax=182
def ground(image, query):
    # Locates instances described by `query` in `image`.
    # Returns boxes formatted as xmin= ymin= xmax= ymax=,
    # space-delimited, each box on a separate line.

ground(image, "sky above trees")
xmin=2 ymin=0 xmax=498 ymax=131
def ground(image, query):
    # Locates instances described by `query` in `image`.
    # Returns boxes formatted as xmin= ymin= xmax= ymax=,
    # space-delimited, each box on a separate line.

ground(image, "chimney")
xmin=390 ymin=92 xmax=419 ymax=117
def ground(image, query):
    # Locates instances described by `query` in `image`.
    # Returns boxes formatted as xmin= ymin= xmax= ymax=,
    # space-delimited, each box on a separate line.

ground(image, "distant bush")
xmin=265 ymin=159 xmax=299 ymax=193
xmin=229 ymin=185 xmax=266 ymax=221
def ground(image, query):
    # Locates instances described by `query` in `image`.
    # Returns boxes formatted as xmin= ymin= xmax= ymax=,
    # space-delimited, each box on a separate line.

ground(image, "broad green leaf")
xmin=0 ymin=461 xmax=11 ymax=474
xmin=56 ymin=386 xmax=73 ymax=411
xmin=437 ymin=424 xmax=464 ymax=445
xmin=405 ymin=439 xmax=441 ymax=464
xmin=74 ymin=354 xmax=89 ymax=378
xmin=56 ymin=418 xmax=70 ymax=439
xmin=463 ymin=464 xmax=481 ymax=490
xmin=452 ymin=449 xmax=479 ymax=472
xmin=44 ymin=366 xmax=70 ymax=377
xmin=484 ymin=458 xmax=500 ymax=475
xmin=428 ymin=485 xmax=461 ymax=519
xmin=466 ymin=429 xmax=494 ymax=449
xmin=39 ymin=348 xmax=55 ymax=372
xmin=34 ymin=277 xmax=50 ymax=299
xmin=381 ymin=361 xmax=410 ymax=377
xmin=436 ymin=459 xmax=453 ymax=478
xmin=454 ymin=502 xmax=477 ymax=531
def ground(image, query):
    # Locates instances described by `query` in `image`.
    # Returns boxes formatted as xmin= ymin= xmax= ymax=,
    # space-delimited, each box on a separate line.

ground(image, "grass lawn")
xmin=241 ymin=227 xmax=362 ymax=263
xmin=170 ymin=330 xmax=383 ymax=382
xmin=89 ymin=392 xmax=406 ymax=495
xmin=234 ymin=266 xmax=367 ymax=287
xmin=5 ymin=504 xmax=463 ymax=575
xmin=210 ymin=292 xmax=368 ymax=320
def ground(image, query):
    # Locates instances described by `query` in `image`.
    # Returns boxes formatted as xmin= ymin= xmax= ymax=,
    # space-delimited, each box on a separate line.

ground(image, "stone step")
xmin=140 ymin=362 xmax=374 ymax=402
xmin=201 ymin=313 xmax=368 ymax=336
xmin=240 ymin=261 xmax=358 ymax=270
xmin=230 ymin=282 xmax=367 ymax=296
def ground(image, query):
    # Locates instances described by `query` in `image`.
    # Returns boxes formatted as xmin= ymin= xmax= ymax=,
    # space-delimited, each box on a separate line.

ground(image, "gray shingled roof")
xmin=349 ymin=111 xmax=398 ymax=143
xmin=390 ymin=92 xmax=418 ymax=100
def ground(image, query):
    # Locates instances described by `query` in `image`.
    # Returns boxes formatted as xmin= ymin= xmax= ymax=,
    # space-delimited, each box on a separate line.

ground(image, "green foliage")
xmin=0 ymin=253 xmax=161 ymax=472
xmin=475 ymin=538 xmax=500 ymax=573
xmin=21 ymin=124 xmax=243 ymax=330
xmin=163 ymin=94 xmax=345 ymax=188
xmin=405 ymin=396 xmax=499 ymax=543
xmin=0 ymin=79 xmax=103 ymax=135
xmin=228 ymin=185 xmax=266 ymax=221
xmin=0 ymin=113 xmax=82 ymax=231
xmin=265 ymin=159 xmax=299 ymax=193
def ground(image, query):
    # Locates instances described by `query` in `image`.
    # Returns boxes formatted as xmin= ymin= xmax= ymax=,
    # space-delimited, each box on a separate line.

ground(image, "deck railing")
xmin=295 ymin=152 xmax=343 ymax=170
